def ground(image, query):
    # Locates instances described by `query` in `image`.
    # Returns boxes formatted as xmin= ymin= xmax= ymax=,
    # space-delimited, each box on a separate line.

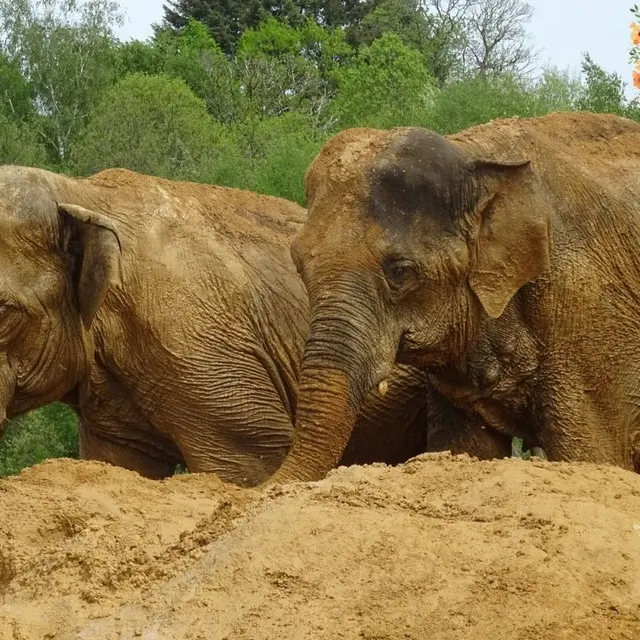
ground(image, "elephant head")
xmin=0 ymin=167 xmax=121 ymax=429
xmin=269 ymin=127 xmax=552 ymax=483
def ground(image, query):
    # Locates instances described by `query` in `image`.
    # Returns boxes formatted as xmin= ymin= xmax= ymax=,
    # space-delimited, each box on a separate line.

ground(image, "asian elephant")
xmin=267 ymin=111 xmax=640 ymax=484
xmin=0 ymin=165 xmax=431 ymax=486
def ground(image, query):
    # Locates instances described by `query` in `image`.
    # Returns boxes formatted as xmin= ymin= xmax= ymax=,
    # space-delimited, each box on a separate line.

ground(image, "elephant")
xmin=0 ymin=164 xmax=431 ymax=486
xmin=266 ymin=111 xmax=640 ymax=484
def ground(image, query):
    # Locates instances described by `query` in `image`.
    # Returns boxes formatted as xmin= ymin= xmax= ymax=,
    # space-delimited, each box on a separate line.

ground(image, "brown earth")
xmin=1 ymin=454 xmax=639 ymax=640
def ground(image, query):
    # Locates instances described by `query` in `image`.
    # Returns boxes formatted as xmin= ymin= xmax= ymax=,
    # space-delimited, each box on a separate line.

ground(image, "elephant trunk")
xmin=267 ymin=278 xmax=393 ymax=484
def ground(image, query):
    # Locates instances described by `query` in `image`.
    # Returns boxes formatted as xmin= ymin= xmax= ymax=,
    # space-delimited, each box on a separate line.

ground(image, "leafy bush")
xmin=71 ymin=73 xmax=230 ymax=181
xmin=248 ymin=115 xmax=323 ymax=204
xmin=425 ymin=74 xmax=534 ymax=134
xmin=0 ymin=114 xmax=47 ymax=166
xmin=0 ymin=404 xmax=79 ymax=477
xmin=331 ymin=33 xmax=436 ymax=128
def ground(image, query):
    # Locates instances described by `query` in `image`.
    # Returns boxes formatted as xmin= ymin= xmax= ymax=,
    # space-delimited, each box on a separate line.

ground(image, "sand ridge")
xmin=0 ymin=453 xmax=639 ymax=639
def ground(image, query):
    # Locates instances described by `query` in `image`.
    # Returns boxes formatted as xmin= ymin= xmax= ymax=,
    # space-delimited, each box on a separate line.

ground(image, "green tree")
xmin=0 ymin=0 xmax=123 ymax=165
xmin=158 ymin=19 xmax=237 ymax=121
xmin=425 ymin=69 xmax=582 ymax=136
xmin=115 ymin=37 xmax=165 ymax=77
xmin=303 ymin=0 xmax=376 ymax=29
xmin=115 ymin=21 xmax=238 ymax=124
xmin=161 ymin=0 xmax=383 ymax=54
xmin=161 ymin=0 xmax=306 ymax=55
xmin=356 ymin=0 xmax=430 ymax=49
xmin=71 ymin=73 xmax=229 ymax=181
xmin=0 ymin=114 xmax=47 ymax=166
xmin=0 ymin=53 xmax=34 ymax=121
xmin=331 ymin=33 xmax=436 ymax=128
xmin=221 ymin=112 xmax=322 ymax=203
xmin=530 ymin=67 xmax=581 ymax=114
xmin=576 ymin=54 xmax=631 ymax=117
xmin=238 ymin=16 xmax=302 ymax=57
xmin=249 ymin=113 xmax=322 ymax=203
xmin=352 ymin=0 xmax=459 ymax=85
xmin=426 ymin=73 xmax=535 ymax=134
xmin=238 ymin=17 xmax=354 ymax=79
xmin=236 ymin=19 xmax=346 ymax=123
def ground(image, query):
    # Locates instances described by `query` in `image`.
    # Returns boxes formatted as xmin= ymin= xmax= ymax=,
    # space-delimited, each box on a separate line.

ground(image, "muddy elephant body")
xmin=0 ymin=165 xmax=429 ymax=485
xmin=269 ymin=112 xmax=640 ymax=483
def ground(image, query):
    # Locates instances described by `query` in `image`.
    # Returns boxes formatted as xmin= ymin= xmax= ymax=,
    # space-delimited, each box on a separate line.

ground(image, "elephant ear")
xmin=468 ymin=158 xmax=551 ymax=319
xmin=58 ymin=203 xmax=122 ymax=330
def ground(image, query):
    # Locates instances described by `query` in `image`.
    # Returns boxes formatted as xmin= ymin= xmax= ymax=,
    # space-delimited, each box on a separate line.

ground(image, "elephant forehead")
xmin=306 ymin=128 xmax=394 ymax=200
xmin=366 ymin=129 xmax=478 ymax=234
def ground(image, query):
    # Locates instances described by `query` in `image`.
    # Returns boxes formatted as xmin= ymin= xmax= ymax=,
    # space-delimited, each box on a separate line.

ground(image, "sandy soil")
xmin=1 ymin=453 xmax=639 ymax=639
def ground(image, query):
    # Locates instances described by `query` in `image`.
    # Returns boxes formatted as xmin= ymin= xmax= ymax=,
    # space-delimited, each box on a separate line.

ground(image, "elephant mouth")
xmin=396 ymin=332 xmax=447 ymax=370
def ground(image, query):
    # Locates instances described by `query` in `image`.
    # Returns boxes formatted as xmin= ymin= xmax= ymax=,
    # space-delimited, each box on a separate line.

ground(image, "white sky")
xmin=116 ymin=0 xmax=635 ymax=96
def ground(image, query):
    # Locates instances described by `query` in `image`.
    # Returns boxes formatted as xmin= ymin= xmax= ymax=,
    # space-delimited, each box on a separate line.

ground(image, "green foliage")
xmin=0 ymin=0 xmax=124 ymax=164
xmin=332 ymin=33 xmax=435 ymax=128
xmin=161 ymin=0 xmax=307 ymax=55
xmin=530 ymin=67 xmax=582 ymax=113
xmin=249 ymin=121 xmax=320 ymax=202
xmin=239 ymin=16 xmax=302 ymax=57
xmin=116 ymin=38 xmax=165 ymax=76
xmin=222 ymin=112 xmax=323 ymax=203
xmin=0 ymin=404 xmax=79 ymax=477
xmin=0 ymin=52 xmax=47 ymax=165
xmin=71 ymin=73 xmax=229 ymax=180
xmin=0 ymin=53 xmax=34 ymax=121
xmin=0 ymin=113 xmax=47 ymax=166
xmin=576 ymin=54 xmax=633 ymax=117
xmin=237 ymin=15 xmax=355 ymax=69
xmin=296 ymin=20 xmax=355 ymax=73
xmin=161 ymin=0 xmax=379 ymax=55
xmin=351 ymin=0 xmax=454 ymax=83
xmin=425 ymin=69 xmax=584 ymax=136
xmin=303 ymin=0 xmax=376 ymax=30
xmin=356 ymin=0 xmax=428 ymax=47
xmin=426 ymin=74 xmax=532 ymax=134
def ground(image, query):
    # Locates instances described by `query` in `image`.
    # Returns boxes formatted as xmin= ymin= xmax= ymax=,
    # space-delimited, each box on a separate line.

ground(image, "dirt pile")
xmin=1 ymin=454 xmax=639 ymax=640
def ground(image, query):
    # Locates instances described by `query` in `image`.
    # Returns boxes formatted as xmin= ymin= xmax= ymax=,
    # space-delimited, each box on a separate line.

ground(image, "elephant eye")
xmin=382 ymin=258 xmax=420 ymax=294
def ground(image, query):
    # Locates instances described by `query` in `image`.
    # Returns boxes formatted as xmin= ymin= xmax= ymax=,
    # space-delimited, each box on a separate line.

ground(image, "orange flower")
xmin=631 ymin=22 xmax=640 ymax=45
xmin=633 ymin=67 xmax=640 ymax=90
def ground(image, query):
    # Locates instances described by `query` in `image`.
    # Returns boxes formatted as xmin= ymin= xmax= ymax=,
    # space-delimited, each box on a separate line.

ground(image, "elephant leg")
xmin=79 ymin=365 xmax=183 ymax=479
xmin=425 ymin=385 xmax=512 ymax=460
xmin=535 ymin=368 xmax=629 ymax=468
xmin=169 ymin=352 xmax=295 ymax=487
xmin=529 ymin=446 xmax=548 ymax=460
xmin=79 ymin=423 xmax=177 ymax=479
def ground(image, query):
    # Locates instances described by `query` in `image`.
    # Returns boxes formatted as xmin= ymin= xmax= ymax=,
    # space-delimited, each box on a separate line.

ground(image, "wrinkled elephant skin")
xmin=0 ymin=166 xmax=429 ymax=486
xmin=271 ymin=112 xmax=640 ymax=482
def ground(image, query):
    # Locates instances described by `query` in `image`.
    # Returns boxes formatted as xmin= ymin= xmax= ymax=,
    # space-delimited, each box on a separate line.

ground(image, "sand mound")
xmin=1 ymin=454 xmax=639 ymax=639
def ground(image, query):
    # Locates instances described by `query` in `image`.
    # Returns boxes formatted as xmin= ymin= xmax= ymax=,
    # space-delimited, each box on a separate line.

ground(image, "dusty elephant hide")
xmin=269 ymin=111 xmax=640 ymax=483
xmin=0 ymin=166 xmax=429 ymax=485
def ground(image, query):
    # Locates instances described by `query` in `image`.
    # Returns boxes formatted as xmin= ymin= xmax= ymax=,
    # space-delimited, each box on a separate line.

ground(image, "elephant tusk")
xmin=377 ymin=380 xmax=389 ymax=397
